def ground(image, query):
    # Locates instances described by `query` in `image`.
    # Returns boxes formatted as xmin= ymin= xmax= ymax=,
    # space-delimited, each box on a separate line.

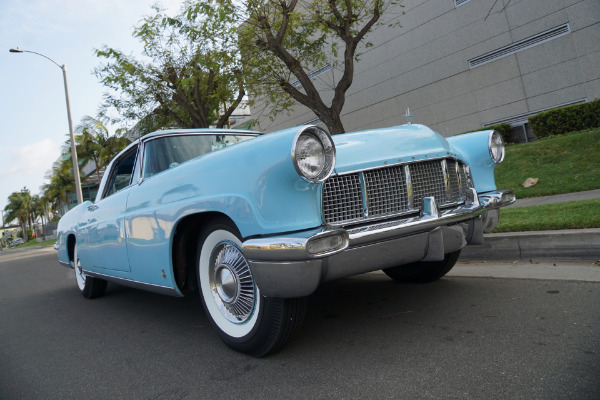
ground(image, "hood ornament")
xmin=405 ymin=108 xmax=413 ymax=125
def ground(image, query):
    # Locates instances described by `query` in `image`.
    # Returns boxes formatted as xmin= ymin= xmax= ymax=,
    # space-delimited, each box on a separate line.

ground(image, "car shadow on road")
xmin=70 ymin=272 xmax=497 ymax=359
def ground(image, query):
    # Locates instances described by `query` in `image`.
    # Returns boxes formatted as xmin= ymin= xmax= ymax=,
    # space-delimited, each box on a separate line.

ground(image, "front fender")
xmin=446 ymin=130 xmax=498 ymax=193
xmin=127 ymin=126 xmax=324 ymax=239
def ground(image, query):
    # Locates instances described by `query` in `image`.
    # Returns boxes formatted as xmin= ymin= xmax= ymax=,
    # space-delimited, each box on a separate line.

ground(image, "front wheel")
xmin=382 ymin=250 xmax=461 ymax=283
xmin=197 ymin=219 xmax=306 ymax=357
xmin=73 ymin=245 xmax=107 ymax=299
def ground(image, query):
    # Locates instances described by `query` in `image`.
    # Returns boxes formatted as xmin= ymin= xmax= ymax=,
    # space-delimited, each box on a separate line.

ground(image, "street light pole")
xmin=9 ymin=47 xmax=84 ymax=204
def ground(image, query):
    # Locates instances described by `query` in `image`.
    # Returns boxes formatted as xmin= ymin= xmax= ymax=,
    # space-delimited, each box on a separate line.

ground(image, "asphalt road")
xmin=1 ymin=247 xmax=599 ymax=400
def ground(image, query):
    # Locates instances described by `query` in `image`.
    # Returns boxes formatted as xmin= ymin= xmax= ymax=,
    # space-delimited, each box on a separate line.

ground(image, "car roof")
xmin=140 ymin=128 xmax=263 ymax=141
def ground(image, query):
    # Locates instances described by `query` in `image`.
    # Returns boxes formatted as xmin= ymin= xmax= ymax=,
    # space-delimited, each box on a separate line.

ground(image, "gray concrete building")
xmin=250 ymin=0 xmax=600 ymax=140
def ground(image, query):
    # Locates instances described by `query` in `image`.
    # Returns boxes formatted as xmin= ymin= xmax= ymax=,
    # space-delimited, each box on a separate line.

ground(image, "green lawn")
xmin=4 ymin=238 xmax=56 ymax=249
xmin=495 ymin=128 xmax=600 ymax=199
xmin=495 ymin=199 xmax=600 ymax=233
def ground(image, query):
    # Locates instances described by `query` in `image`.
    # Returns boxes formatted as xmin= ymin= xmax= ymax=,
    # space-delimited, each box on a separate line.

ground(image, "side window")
xmin=103 ymin=147 xmax=138 ymax=199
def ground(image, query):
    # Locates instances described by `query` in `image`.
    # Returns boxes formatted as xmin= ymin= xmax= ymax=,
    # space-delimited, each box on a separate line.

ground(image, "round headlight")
xmin=292 ymin=126 xmax=336 ymax=183
xmin=489 ymin=130 xmax=505 ymax=164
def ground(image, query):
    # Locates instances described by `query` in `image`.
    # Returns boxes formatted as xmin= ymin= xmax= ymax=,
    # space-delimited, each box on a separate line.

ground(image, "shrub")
xmin=485 ymin=123 xmax=514 ymax=143
xmin=530 ymin=99 xmax=600 ymax=138
xmin=17 ymin=228 xmax=33 ymax=241
xmin=457 ymin=123 xmax=515 ymax=143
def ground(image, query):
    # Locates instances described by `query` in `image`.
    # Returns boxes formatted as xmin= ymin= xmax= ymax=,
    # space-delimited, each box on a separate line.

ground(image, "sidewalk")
xmin=506 ymin=188 xmax=600 ymax=208
xmin=461 ymin=189 xmax=600 ymax=261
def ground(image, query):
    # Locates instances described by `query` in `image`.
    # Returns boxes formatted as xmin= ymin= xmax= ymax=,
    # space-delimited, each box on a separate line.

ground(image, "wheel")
xmin=197 ymin=219 xmax=306 ymax=357
xmin=72 ymin=244 xmax=107 ymax=299
xmin=382 ymin=249 xmax=462 ymax=283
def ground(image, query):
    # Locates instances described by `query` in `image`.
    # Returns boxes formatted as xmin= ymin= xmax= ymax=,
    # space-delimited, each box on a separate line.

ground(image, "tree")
xmin=75 ymin=115 xmax=131 ymax=183
xmin=45 ymin=159 xmax=77 ymax=212
xmin=239 ymin=0 xmax=400 ymax=134
xmin=75 ymin=116 xmax=107 ymax=184
xmin=32 ymin=194 xmax=48 ymax=238
xmin=4 ymin=189 xmax=33 ymax=242
xmin=95 ymin=0 xmax=245 ymax=134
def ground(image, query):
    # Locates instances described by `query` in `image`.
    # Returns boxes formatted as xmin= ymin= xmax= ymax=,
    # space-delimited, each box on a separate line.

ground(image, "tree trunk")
xmin=21 ymin=221 xmax=28 ymax=242
xmin=94 ymin=158 xmax=101 ymax=184
xmin=323 ymin=115 xmax=346 ymax=135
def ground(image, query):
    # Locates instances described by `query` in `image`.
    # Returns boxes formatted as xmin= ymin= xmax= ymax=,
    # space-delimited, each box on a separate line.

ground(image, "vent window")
xmin=468 ymin=24 xmax=570 ymax=68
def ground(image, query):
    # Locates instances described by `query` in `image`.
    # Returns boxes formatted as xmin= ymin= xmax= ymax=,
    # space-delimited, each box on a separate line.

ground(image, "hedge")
xmin=529 ymin=99 xmax=600 ymax=138
xmin=484 ymin=123 xmax=514 ymax=143
xmin=457 ymin=123 xmax=514 ymax=143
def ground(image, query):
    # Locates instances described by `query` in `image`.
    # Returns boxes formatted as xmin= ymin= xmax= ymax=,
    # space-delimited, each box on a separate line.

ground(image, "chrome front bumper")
xmin=242 ymin=189 xmax=515 ymax=298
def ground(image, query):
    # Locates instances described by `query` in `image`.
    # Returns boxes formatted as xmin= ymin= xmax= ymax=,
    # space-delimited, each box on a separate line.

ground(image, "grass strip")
xmin=495 ymin=128 xmax=600 ymax=199
xmin=495 ymin=199 xmax=600 ymax=233
xmin=5 ymin=238 xmax=57 ymax=249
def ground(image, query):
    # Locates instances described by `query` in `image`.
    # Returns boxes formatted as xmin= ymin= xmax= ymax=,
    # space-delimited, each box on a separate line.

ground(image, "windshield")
xmin=142 ymin=134 xmax=255 ymax=178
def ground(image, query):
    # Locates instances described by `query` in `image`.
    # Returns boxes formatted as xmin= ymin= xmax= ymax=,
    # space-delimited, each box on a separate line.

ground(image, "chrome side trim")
xmin=243 ymin=229 xmax=349 ymax=262
xmin=479 ymin=190 xmax=516 ymax=208
xmin=58 ymin=260 xmax=71 ymax=268
xmin=84 ymin=270 xmax=183 ymax=297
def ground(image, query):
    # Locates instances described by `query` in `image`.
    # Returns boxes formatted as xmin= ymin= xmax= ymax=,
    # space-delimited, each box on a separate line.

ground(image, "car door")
xmin=77 ymin=146 xmax=139 ymax=272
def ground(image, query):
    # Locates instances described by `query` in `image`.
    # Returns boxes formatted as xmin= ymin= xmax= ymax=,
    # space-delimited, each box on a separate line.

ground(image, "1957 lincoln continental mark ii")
xmin=56 ymin=123 xmax=515 ymax=356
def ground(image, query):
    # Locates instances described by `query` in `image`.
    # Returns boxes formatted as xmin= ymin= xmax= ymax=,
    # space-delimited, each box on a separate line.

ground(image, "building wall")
xmin=251 ymin=0 xmax=600 ymax=137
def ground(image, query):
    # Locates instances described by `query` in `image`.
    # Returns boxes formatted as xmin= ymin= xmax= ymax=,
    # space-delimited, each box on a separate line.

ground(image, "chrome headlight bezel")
xmin=291 ymin=126 xmax=336 ymax=183
xmin=488 ymin=130 xmax=505 ymax=164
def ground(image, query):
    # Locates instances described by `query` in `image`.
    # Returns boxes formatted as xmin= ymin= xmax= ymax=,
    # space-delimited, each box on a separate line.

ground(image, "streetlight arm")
xmin=9 ymin=48 xmax=62 ymax=69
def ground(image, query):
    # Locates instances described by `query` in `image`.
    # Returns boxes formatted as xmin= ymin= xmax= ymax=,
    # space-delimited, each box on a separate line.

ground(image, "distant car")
xmin=56 ymin=124 xmax=514 ymax=356
xmin=9 ymin=238 xmax=24 ymax=247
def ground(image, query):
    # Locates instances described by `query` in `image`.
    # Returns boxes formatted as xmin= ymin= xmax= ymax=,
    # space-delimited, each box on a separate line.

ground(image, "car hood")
xmin=332 ymin=124 xmax=455 ymax=174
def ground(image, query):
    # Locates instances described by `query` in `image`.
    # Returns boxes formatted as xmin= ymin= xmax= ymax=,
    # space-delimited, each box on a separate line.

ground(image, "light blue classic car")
xmin=56 ymin=124 xmax=515 ymax=356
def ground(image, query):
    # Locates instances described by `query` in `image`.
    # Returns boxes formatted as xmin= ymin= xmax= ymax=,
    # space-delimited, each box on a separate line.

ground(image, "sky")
xmin=0 ymin=0 xmax=182 ymax=224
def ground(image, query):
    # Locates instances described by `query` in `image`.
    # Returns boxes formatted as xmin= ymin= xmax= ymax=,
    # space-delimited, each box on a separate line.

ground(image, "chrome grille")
xmin=447 ymin=159 xmax=461 ymax=200
xmin=364 ymin=166 xmax=408 ymax=218
xmin=458 ymin=163 xmax=469 ymax=196
xmin=409 ymin=161 xmax=446 ymax=208
xmin=447 ymin=159 xmax=469 ymax=201
xmin=322 ymin=173 xmax=363 ymax=224
xmin=323 ymin=158 xmax=470 ymax=226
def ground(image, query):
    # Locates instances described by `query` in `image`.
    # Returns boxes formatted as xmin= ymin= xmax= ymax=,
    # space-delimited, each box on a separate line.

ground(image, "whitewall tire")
xmin=197 ymin=219 xmax=307 ymax=357
xmin=72 ymin=244 xmax=107 ymax=299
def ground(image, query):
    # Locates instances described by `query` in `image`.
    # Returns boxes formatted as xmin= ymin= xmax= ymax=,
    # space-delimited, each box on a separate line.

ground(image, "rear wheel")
xmin=197 ymin=219 xmax=306 ymax=357
xmin=382 ymin=250 xmax=461 ymax=283
xmin=73 ymin=244 xmax=107 ymax=299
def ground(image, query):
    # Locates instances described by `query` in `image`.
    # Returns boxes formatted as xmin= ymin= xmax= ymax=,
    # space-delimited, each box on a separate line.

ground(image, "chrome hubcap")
xmin=215 ymin=265 xmax=238 ymax=303
xmin=209 ymin=242 xmax=255 ymax=323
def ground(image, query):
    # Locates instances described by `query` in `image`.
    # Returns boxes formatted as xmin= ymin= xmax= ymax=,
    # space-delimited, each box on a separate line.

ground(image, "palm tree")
xmin=4 ymin=189 xmax=33 ymax=242
xmin=46 ymin=159 xmax=76 ymax=211
xmin=100 ymin=132 xmax=131 ymax=167
xmin=74 ymin=115 xmax=132 ymax=183
xmin=75 ymin=116 xmax=110 ymax=184
xmin=32 ymin=195 xmax=49 ymax=238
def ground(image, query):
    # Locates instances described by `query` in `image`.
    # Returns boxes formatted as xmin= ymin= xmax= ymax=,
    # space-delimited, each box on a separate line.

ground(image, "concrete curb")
xmin=460 ymin=228 xmax=600 ymax=260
